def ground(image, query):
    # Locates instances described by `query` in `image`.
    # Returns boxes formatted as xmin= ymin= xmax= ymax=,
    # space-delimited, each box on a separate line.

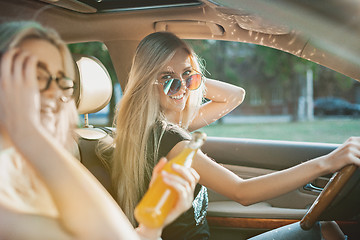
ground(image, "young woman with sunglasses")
xmin=108 ymin=31 xmax=358 ymax=239
xmin=0 ymin=21 xmax=199 ymax=240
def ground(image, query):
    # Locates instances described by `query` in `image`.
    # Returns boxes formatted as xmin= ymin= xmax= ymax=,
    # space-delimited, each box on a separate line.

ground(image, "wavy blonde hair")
xmin=110 ymin=32 xmax=205 ymax=225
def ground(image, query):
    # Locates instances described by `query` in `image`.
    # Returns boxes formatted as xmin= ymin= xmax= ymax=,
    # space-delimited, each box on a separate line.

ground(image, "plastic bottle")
xmin=134 ymin=131 xmax=207 ymax=228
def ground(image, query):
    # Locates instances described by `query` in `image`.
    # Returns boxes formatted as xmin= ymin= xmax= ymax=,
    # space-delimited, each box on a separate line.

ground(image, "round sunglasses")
xmin=155 ymin=73 xmax=203 ymax=96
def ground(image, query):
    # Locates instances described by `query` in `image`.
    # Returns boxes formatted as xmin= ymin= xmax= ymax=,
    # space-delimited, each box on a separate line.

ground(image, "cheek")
xmin=159 ymin=91 xmax=170 ymax=109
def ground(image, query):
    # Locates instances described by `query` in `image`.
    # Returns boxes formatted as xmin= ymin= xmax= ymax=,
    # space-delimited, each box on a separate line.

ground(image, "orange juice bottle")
xmin=134 ymin=131 xmax=206 ymax=228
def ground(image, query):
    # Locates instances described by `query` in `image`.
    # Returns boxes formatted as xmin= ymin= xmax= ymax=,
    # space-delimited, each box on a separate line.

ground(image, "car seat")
xmin=73 ymin=54 xmax=116 ymax=198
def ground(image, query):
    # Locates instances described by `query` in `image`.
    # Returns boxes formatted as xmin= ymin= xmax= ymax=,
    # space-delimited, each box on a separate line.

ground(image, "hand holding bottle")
xmin=135 ymin=132 xmax=206 ymax=228
xmin=156 ymin=157 xmax=200 ymax=226
xmin=135 ymin=157 xmax=200 ymax=239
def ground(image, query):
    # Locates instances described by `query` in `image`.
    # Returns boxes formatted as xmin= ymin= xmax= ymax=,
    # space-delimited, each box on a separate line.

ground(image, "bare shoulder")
xmin=166 ymin=140 xmax=189 ymax=160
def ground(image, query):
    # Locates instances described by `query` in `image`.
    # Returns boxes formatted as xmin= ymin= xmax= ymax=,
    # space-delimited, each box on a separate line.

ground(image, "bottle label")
xmin=184 ymin=151 xmax=195 ymax=168
xmin=154 ymin=189 xmax=171 ymax=214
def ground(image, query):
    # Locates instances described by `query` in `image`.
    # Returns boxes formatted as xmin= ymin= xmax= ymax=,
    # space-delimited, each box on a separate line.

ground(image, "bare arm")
xmin=0 ymin=48 xmax=200 ymax=240
xmin=0 ymin=48 xmax=139 ymax=240
xmin=0 ymin=204 xmax=74 ymax=240
xmin=20 ymin=127 xmax=139 ymax=239
xmin=188 ymin=78 xmax=245 ymax=132
xmin=0 ymin=130 xmax=197 ymax=240
xmin=168 ymin=138 xmax=360 ymax=206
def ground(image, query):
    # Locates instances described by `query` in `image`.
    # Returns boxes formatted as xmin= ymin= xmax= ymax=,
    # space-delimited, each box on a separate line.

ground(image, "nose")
xmin=178 ymin=76 xmax=187 ymax=92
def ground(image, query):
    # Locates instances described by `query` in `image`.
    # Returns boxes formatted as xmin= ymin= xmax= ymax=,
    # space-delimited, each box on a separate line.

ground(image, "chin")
xmin=170 ymin=102 xmax=186 ymax=112
xmin=40 ymin=112 xmax=57 ymax=137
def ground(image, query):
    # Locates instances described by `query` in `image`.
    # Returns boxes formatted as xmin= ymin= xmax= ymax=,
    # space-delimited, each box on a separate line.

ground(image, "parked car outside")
xmin=314 ymin=97 xmax=360 ymax=116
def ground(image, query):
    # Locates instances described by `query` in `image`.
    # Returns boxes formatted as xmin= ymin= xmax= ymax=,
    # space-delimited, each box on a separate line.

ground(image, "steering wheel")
xmin=300 ymin=164 xmax=358 ymax=230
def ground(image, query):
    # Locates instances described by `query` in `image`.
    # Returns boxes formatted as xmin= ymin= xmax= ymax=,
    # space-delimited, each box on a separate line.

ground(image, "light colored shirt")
xmin=0 ymin=135 xmax=58 ymax=217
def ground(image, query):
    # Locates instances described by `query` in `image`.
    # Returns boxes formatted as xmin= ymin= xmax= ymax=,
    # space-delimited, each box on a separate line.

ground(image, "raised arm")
xmin=0 ymin=47 xmax=200 ymax=240
xmin=0 ymin=48 xmax=139 ymax=240
xmin=188 ymin=78 xmax=245 ymax=132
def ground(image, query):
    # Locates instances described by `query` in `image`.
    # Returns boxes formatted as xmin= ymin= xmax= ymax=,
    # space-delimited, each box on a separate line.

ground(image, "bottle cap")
xmin=189 ymin=131 xmax=207 ymax=149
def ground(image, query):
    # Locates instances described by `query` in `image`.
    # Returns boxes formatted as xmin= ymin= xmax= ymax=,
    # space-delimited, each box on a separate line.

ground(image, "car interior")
xmin=1 ymin=0 xmax=360 ymax=239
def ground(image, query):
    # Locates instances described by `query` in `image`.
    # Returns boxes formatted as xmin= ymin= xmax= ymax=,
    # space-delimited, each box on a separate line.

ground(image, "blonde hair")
xmin=0 ymin=21 xmax=78 ymax=212
xmin=110 ymin=32 xmax=205 ymax=225
xmin=0 ymin=21 xmax=78 ymax=149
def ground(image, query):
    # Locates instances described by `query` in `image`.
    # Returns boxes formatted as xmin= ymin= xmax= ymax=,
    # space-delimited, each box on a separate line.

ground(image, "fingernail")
xmin=172 ymin=163 xmax=181 ymax=169
xmin=162 ymin=173 xmax=170 ymax=183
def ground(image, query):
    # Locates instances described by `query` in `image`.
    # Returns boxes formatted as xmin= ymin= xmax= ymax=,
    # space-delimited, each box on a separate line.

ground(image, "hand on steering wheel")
xmin=300 ymin=164 xmax=358 ymax=230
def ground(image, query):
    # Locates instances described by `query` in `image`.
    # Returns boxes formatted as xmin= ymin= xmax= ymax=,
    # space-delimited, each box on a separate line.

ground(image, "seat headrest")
xmin=73 ymin=54 xmax=113 ymax=115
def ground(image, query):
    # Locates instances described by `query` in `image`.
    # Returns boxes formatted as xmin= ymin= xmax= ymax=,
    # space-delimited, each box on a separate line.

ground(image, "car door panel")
xmin=207 ymin=164 xmax=319 ymax=214
xmin=202 ymin=137 xmax=339 ymax=170
xmin=201 ymin=137 xmax=339 ymax=239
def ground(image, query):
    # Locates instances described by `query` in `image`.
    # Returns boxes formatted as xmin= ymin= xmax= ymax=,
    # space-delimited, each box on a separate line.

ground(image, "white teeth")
xmin=170 ymin=93 xmax=184 ymax=100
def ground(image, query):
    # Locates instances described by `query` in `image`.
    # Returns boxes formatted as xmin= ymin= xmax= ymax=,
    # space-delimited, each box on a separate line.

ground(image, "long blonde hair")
xmin=111 ymin=32 xmax=205 ymax=225
xmin=0 ymin=21 xmax=78 ymax=212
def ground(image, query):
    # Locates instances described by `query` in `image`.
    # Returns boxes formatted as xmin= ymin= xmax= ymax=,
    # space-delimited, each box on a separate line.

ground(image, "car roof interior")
xmin=1 ymin=0 xmax=359 ymax=90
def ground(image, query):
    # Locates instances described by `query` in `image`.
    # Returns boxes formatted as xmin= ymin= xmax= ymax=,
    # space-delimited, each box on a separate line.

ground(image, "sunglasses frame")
xmin=155 ymin=72 xmax=203 ymax=96
xmin=37 ymin=62 xmax=76 ymax=102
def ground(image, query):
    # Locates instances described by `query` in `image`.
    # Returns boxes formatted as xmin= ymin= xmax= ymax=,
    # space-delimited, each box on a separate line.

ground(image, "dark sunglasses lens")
xmin=164 ymin=79 xmax=182 ymax=96
xmin=186 ymin=74 xmax=202 ymax=90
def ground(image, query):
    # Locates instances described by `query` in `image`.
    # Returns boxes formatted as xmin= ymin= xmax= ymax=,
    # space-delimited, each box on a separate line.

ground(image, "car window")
xmin=68 ymin=42 xmax=122 ymax=126
xmin=187 ymin=40 xmax=360 ymax=144
xmin=69 ymin=40 xmax=359 ymax=144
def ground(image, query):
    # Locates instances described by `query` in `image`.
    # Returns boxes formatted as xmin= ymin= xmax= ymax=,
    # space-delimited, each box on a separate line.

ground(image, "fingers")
xmin=0 ymin=48 xmax=41 ymax=135
xmin=153 ymin=157 xmax=167 ymax=175
xmin=161 ymin=166 xmax=199 ymax=226
xmin=13 ymin=50 xmax=30 ymax=86
xmin=344 ymin=137 xmax=360 ymax=150
xmin=162 ymin=164 xmax=199 ymax=197
xmin=171 ymin=164 xmax=200 ymax=190
xmin=0 ymin=48 xmax=19 ymax=88
xmin=344 ymin=137 xmax=360 ymax=160
xmin=327 ymin=137 xmax=360 ymax=172
xmin=1 ymin=48 xmax=38 ymax=88
xmin=149 ymin=157 xmax=168 ymax=187
xmin=162 ymin=171 xmax=191 ymax=195
xmin=162 ymin=171 xmax=193 ymax=215
xmin=24 ymin=54 xmax=38 ymax=87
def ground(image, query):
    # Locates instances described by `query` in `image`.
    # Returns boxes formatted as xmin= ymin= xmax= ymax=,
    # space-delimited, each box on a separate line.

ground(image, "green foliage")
xmin=186 ymin=39 xmax=358 ymax=114
xmin=70 ymin=40 xmax=359 ymax=124
xmin=68 ymin=42 xmax=117 ymax=84
xmin=201 ymin=119 xmax=360 ymax=144
xmin=334 ymin=72 xmax=354 ymax=91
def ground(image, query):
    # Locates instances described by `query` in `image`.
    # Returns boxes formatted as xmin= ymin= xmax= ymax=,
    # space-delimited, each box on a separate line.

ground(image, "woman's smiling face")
xmin=18 ymin=38 xmax=64 ymax=136
xmin=157 ymin=48 xmax=192 ymax=116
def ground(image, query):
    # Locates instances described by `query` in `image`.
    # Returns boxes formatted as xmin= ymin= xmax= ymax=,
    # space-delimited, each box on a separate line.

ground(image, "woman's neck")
xmin=164 ymin=110 xmax=182 ymax=126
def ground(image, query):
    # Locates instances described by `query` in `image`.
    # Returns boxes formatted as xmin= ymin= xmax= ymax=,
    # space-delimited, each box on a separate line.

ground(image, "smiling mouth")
xmin=169 ymin=92 xmax=186 ymax=100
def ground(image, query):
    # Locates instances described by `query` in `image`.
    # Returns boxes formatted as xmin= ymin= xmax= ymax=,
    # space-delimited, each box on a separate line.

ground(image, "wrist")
xmin=313 ymin=155 xmax=333 ymax=175
xmin=136 ymin=224 xmax=162 ymax=240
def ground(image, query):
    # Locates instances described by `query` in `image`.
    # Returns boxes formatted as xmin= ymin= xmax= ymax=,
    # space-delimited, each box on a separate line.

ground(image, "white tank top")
xmin=0 ymin=136 xmax=58 ymax=217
